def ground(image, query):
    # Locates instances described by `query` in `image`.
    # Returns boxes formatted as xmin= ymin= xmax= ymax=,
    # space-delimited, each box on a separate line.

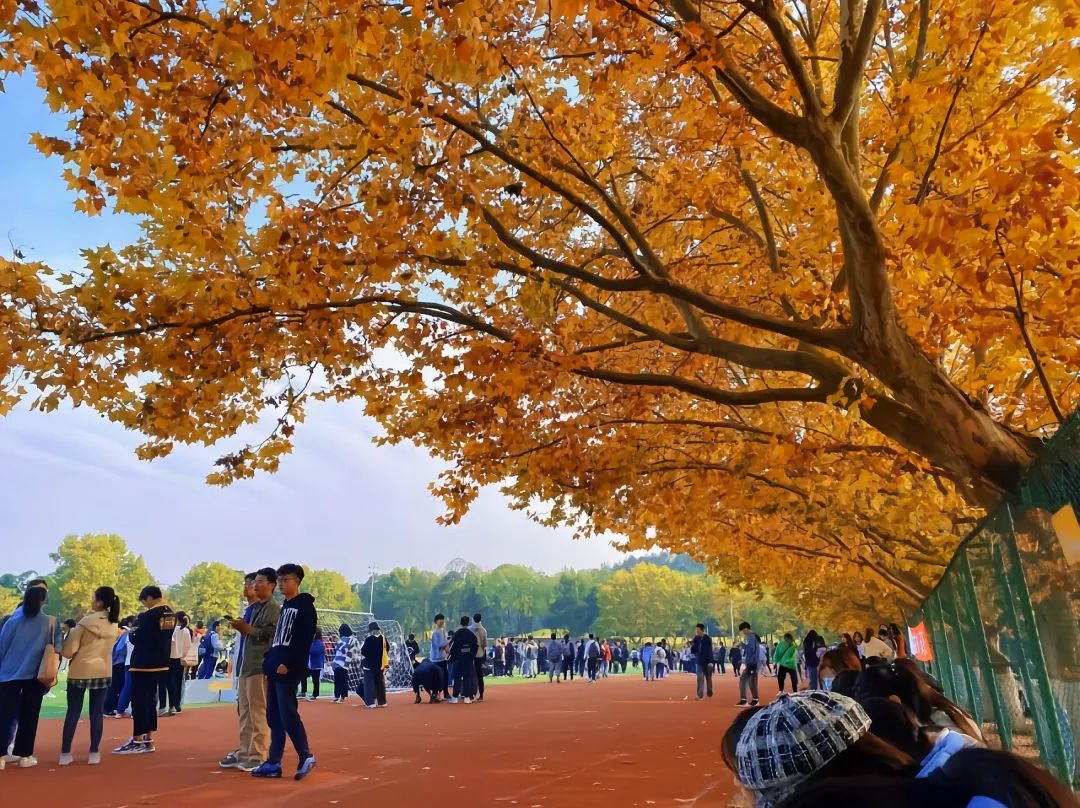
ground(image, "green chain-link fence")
xmin=909 ymin=412 xmax=1080 ymax=787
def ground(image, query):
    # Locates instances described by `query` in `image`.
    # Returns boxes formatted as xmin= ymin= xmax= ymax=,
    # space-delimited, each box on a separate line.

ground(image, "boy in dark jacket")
xmin=448 ymin=616 xmax=478 ymax=703
xmin=253 ymin=564 xmax=317 ymax=781
xmin=114 ymin=587 xmax=175 ymax=755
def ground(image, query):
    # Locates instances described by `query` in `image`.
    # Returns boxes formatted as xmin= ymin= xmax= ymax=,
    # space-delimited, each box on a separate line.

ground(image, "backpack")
xmin=199 ymin=632 xmax=214 ymax=657
xmin=586 ymin=641 xmax=601 ymax=659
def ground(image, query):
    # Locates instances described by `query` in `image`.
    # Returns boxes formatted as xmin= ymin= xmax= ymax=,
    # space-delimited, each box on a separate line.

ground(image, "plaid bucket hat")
xmin=735 ymin=691 xmax=871 ymax=807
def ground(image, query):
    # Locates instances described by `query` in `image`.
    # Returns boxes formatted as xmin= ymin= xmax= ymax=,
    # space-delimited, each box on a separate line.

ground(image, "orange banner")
xmin=909 ymin=622 xmax=933 ymax=663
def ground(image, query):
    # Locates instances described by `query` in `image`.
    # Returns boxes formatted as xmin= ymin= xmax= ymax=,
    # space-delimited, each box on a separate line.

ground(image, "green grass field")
xmin=39 ymin=666 xmax=648 ymax=718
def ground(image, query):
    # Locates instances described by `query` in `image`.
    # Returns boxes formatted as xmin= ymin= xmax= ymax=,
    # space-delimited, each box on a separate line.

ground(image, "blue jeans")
xmin=62 ymin=682 xmax=107 ymax=753
xmin=116 ymin=669 xmax=133 ymax=714
xmin=197 ymin=655 xmax=217 ymax=679
xmin=265 ymin=675 xmax=310 ymax=765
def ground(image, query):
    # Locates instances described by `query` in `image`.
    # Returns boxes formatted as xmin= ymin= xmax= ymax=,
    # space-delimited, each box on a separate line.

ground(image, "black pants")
xmin=587 ymin=657 xmax=600 ymax=680
xmin=131 ymin=670 xmax=163 ymax=737
xmin=362 ymin=668 xmax=386 ymax=706
xmin=452 ymin=657 xmax=476 ymax=699
xmin=266 ymin=674 xmax=311 ymax=765
xmin=473 ymin=658 xmax=486 ymax=699
xmin=777 ymin=665 xmax=799 ymax=692
xmin=166 ymin=659 xmax=185 ymax=710
xmin=0 ymin=679 xmax=47 ymax=757
xmin=333 ymin=667 xmax=349 ymax=700
xmin=299 ymin=670 xmax=320 ymax=698
xmin=104 ymin=663 xmax=125 ymax=714
xmin=62 ymin=682 xmax=107 ymax=753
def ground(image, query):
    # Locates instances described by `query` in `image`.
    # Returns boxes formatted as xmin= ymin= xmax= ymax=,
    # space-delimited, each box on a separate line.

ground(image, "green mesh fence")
xmin=909 ymin=412 xmax=1080 ymax=787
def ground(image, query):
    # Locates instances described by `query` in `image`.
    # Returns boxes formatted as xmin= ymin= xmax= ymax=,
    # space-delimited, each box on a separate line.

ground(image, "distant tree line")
xmin=2 ymin=535 xmax=810 ymax=638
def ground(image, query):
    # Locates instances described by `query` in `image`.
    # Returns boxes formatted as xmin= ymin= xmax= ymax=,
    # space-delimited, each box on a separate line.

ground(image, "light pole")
xmin=368 ymin=564 xmax=377 ymax=615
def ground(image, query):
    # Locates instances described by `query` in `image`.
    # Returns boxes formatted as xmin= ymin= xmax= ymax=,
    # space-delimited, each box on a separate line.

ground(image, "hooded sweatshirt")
xmin=130 ymin=604 xmax=177 ymax=673
xmin=264 ymin=592 xmax=317 ymax=680
xmin=63 ymin=609 xmax=120 ymax=680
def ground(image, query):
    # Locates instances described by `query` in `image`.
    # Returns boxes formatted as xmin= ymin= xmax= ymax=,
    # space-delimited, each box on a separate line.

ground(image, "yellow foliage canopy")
xmin=2 ymin=0 xmax=1078 ymax=622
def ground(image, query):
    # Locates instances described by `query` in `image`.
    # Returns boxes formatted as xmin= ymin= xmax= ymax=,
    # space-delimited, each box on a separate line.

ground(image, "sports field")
xmin=4 ymin=671 xmax=775 ymax=806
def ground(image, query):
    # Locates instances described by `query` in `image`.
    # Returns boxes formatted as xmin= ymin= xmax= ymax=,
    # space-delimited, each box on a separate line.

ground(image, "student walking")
xmin=691 ymin=624 xmax=714 ymax=700
xmin=730 ymin=643 xmax=742 ymax=677
xmin=60 ymin=586 xmax=121 ymax=765
xmin=584 ymin=634 xmax=601 ymax=682
xmin=253 ymin=564 xmax=317 ymax=781
xmin=196 ymin=621 xmax=223 ymax=679
xmin=802 ymin=630 xmax=823 ymax=689
xmin=360 ymin=622 xmax=389 ymax=708
xmin=221 ymin=568 xmax=280 ymax=772
xmin=735 ymin=622 xmax=760 ymax=707
xmin=562 ymin=634 xmax=575 ymax=681
xmin=0 ymin=587 xmax=62 ymax=769
xmin=115 ymin=587 xmax=175 ymax=755
xmin=300 ymin=629 xmax=325 ymax=702
xmin=773 ymin=632 xmax=799 ymax=693
xmin=547 ymin=634 xmax=563 ymax=683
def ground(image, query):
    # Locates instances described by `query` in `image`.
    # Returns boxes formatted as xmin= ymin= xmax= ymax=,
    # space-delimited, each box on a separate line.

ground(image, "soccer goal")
xmin=314 ymin=609 xmax=414 ymax=692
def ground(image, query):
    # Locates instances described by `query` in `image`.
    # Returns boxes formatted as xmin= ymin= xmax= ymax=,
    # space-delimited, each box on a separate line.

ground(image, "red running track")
xmin=3 ymin=670 xmax=777 ymax=807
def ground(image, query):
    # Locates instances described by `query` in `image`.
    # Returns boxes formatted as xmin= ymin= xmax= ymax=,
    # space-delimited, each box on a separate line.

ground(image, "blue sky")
xmin=0 ymin=72 xmax=625 ymax=584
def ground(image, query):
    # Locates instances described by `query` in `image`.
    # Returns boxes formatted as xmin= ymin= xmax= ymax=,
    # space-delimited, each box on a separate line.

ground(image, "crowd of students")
xmin=0 ymin=567 xmax=338 ymax=780
xmin=2 ymin=576 xmax=1076 ymax=805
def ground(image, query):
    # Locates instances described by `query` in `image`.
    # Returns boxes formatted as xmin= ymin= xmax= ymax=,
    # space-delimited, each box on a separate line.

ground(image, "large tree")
xmin=301 ymin=568 xmax=363 ymax=610
xmin=169 ymin=560 xmax=244 ymax=623
xmin=50 ymin=534 xmax=154 ymax=620
xmin=2 ymin=0 xmax=1077 ymax=621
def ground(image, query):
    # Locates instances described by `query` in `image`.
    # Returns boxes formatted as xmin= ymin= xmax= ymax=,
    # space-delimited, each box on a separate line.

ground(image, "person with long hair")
xmin=817 ymin=646 xmax=861 ymax=693
xmin=161 ymin=611 xmax=193 ymax=716
xmin=802 ymin=631 xmax=822 ymax=689
xmin=853 ymin=661 xmax=983 ymax=742
xmin=0 ymin=587 xmax=62 ymax=769
xmin=60 ymin=586 xmax=121 ymax=765
xmin=888 ymin=623 xmax=909 ymax=660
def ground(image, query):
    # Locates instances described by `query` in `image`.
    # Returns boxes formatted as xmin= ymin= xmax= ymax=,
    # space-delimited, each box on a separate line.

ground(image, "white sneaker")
xmin=88 ymin=752 xmax=101 ymax=765
xmin=2 ymin=754 xmax=16 ymax=764
xmin=463 ymin=697 xmax=472 ymax=704
xmin=0 ymin=758 xmax=4 ymax=771
xmin=59 ymin=753 xmax=74 ymax=766
xmin=18 ymin=756 xmax=38 ymax=768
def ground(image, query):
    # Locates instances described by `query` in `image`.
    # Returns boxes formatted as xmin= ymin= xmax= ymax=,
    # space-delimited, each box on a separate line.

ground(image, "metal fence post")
xmin=995 ymin=508 xmax=1070 ymax=783
xmin=940 ymin=571 xmax=982 ymax=724
xmin=926 ymin=589 xmax=959 ymax=703
xmin=957 ymin=547 xmax=1012 ymax=750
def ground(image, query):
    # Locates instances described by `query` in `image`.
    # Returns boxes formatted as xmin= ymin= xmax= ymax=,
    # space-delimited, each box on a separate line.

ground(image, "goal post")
xmin=314 ymin=609 xmax=414 ymax=693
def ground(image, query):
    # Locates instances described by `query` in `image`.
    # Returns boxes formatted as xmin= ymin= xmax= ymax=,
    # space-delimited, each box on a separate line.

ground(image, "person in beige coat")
xmin=60 ymin=586 xmax=121 ymax=766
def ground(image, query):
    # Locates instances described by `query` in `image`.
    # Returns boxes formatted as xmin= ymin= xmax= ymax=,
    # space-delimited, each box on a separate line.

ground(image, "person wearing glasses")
xmin=252 ymin=564 xmax=317 ymax=781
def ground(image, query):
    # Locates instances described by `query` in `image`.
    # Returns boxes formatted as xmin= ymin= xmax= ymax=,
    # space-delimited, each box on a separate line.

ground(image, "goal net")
xmin=314 ymin=609 xmax=414 ymax=693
